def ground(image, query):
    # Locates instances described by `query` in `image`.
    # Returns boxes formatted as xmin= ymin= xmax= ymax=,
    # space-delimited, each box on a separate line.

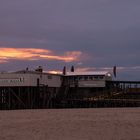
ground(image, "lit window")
xmin=107 ymin=73 xmax=111 ymax=77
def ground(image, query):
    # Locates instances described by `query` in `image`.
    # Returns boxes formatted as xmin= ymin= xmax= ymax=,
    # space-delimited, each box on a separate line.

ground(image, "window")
xmin=74 ymin=77 xmax=78 ymax=81
xmin=48 ymin=75 xmax=52 ymax=79
xmin=89 ymin=76 xmax=93 ymax=80
xmin=94 ymin=76 xmax=98 ymax=79
xmin=84 ymin=76 xmax=88 ymax=80
xmin=78 ymin=76 xmax=83 ymax=80
xmin=99 ymin=76 xmax=104 ymax=79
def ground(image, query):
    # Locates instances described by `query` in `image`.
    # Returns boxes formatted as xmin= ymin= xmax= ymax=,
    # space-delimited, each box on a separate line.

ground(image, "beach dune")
xmin=0 ymin=108 xmax=140 ymax=140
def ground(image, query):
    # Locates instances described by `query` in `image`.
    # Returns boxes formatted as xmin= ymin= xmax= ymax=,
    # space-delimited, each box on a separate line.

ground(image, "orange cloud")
xmin=0 ymin=47 xmax=82 ymax=63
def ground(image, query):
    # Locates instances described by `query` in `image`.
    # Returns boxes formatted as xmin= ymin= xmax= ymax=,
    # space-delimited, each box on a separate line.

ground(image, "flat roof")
xmin=0 ymin=70 xmax=62 ymax=76
xmin=65 ymin=71 xmax=111 ymax=76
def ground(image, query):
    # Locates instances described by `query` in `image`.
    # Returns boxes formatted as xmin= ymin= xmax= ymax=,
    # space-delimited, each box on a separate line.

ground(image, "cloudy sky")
xmin=0 ymin=0 xmax=140 ymax=80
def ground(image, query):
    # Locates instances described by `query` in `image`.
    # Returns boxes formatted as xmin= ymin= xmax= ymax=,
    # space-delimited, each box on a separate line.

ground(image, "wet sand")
xmin=0 ymin=108 xmax=140 ymax=140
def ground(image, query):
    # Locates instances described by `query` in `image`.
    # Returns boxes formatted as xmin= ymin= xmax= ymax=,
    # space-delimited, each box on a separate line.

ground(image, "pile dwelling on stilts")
xmin=0 ymin=66 xmax=140 ymax=110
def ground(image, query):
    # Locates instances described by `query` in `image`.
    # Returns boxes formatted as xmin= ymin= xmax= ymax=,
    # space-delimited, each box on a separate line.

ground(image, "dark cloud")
xmin=0 ymin=0 xmax=140 ymax=80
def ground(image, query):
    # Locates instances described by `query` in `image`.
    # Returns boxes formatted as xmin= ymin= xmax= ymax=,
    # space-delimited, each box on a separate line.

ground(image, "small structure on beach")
xmin=0 ymin=67 xmax=140 ymax=109
xmin=64 ymin=71 xmax=112 ymax=87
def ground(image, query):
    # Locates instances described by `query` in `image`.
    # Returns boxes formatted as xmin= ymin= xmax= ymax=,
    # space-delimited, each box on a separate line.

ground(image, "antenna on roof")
xmin=71 ymin=65 xmax=74 ymax=72
xmin=113 ymin=66 xmax=117 ymax=78
xmin=63 ymin=66 xmax=66 ymax=75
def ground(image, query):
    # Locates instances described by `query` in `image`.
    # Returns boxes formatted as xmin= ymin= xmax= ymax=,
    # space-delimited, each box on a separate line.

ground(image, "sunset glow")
xmin=0 ymin=47 xmax=82 ymax=63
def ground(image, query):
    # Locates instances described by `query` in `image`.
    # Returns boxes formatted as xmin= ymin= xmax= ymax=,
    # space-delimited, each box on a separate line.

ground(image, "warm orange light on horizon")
xmin=0 ymin=47 xmax=82 ymax=63
xmin=47 ymin=70 xmax=62 ymax=74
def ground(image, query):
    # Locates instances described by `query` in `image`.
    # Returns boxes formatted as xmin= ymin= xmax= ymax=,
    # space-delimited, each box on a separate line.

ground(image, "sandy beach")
xmin=0 ymin=108 xmax=140 ymax=140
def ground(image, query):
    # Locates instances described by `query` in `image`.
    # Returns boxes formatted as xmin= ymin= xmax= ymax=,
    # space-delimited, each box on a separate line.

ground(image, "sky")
xmin=0 ymin=0 xmax=140 ymax=80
